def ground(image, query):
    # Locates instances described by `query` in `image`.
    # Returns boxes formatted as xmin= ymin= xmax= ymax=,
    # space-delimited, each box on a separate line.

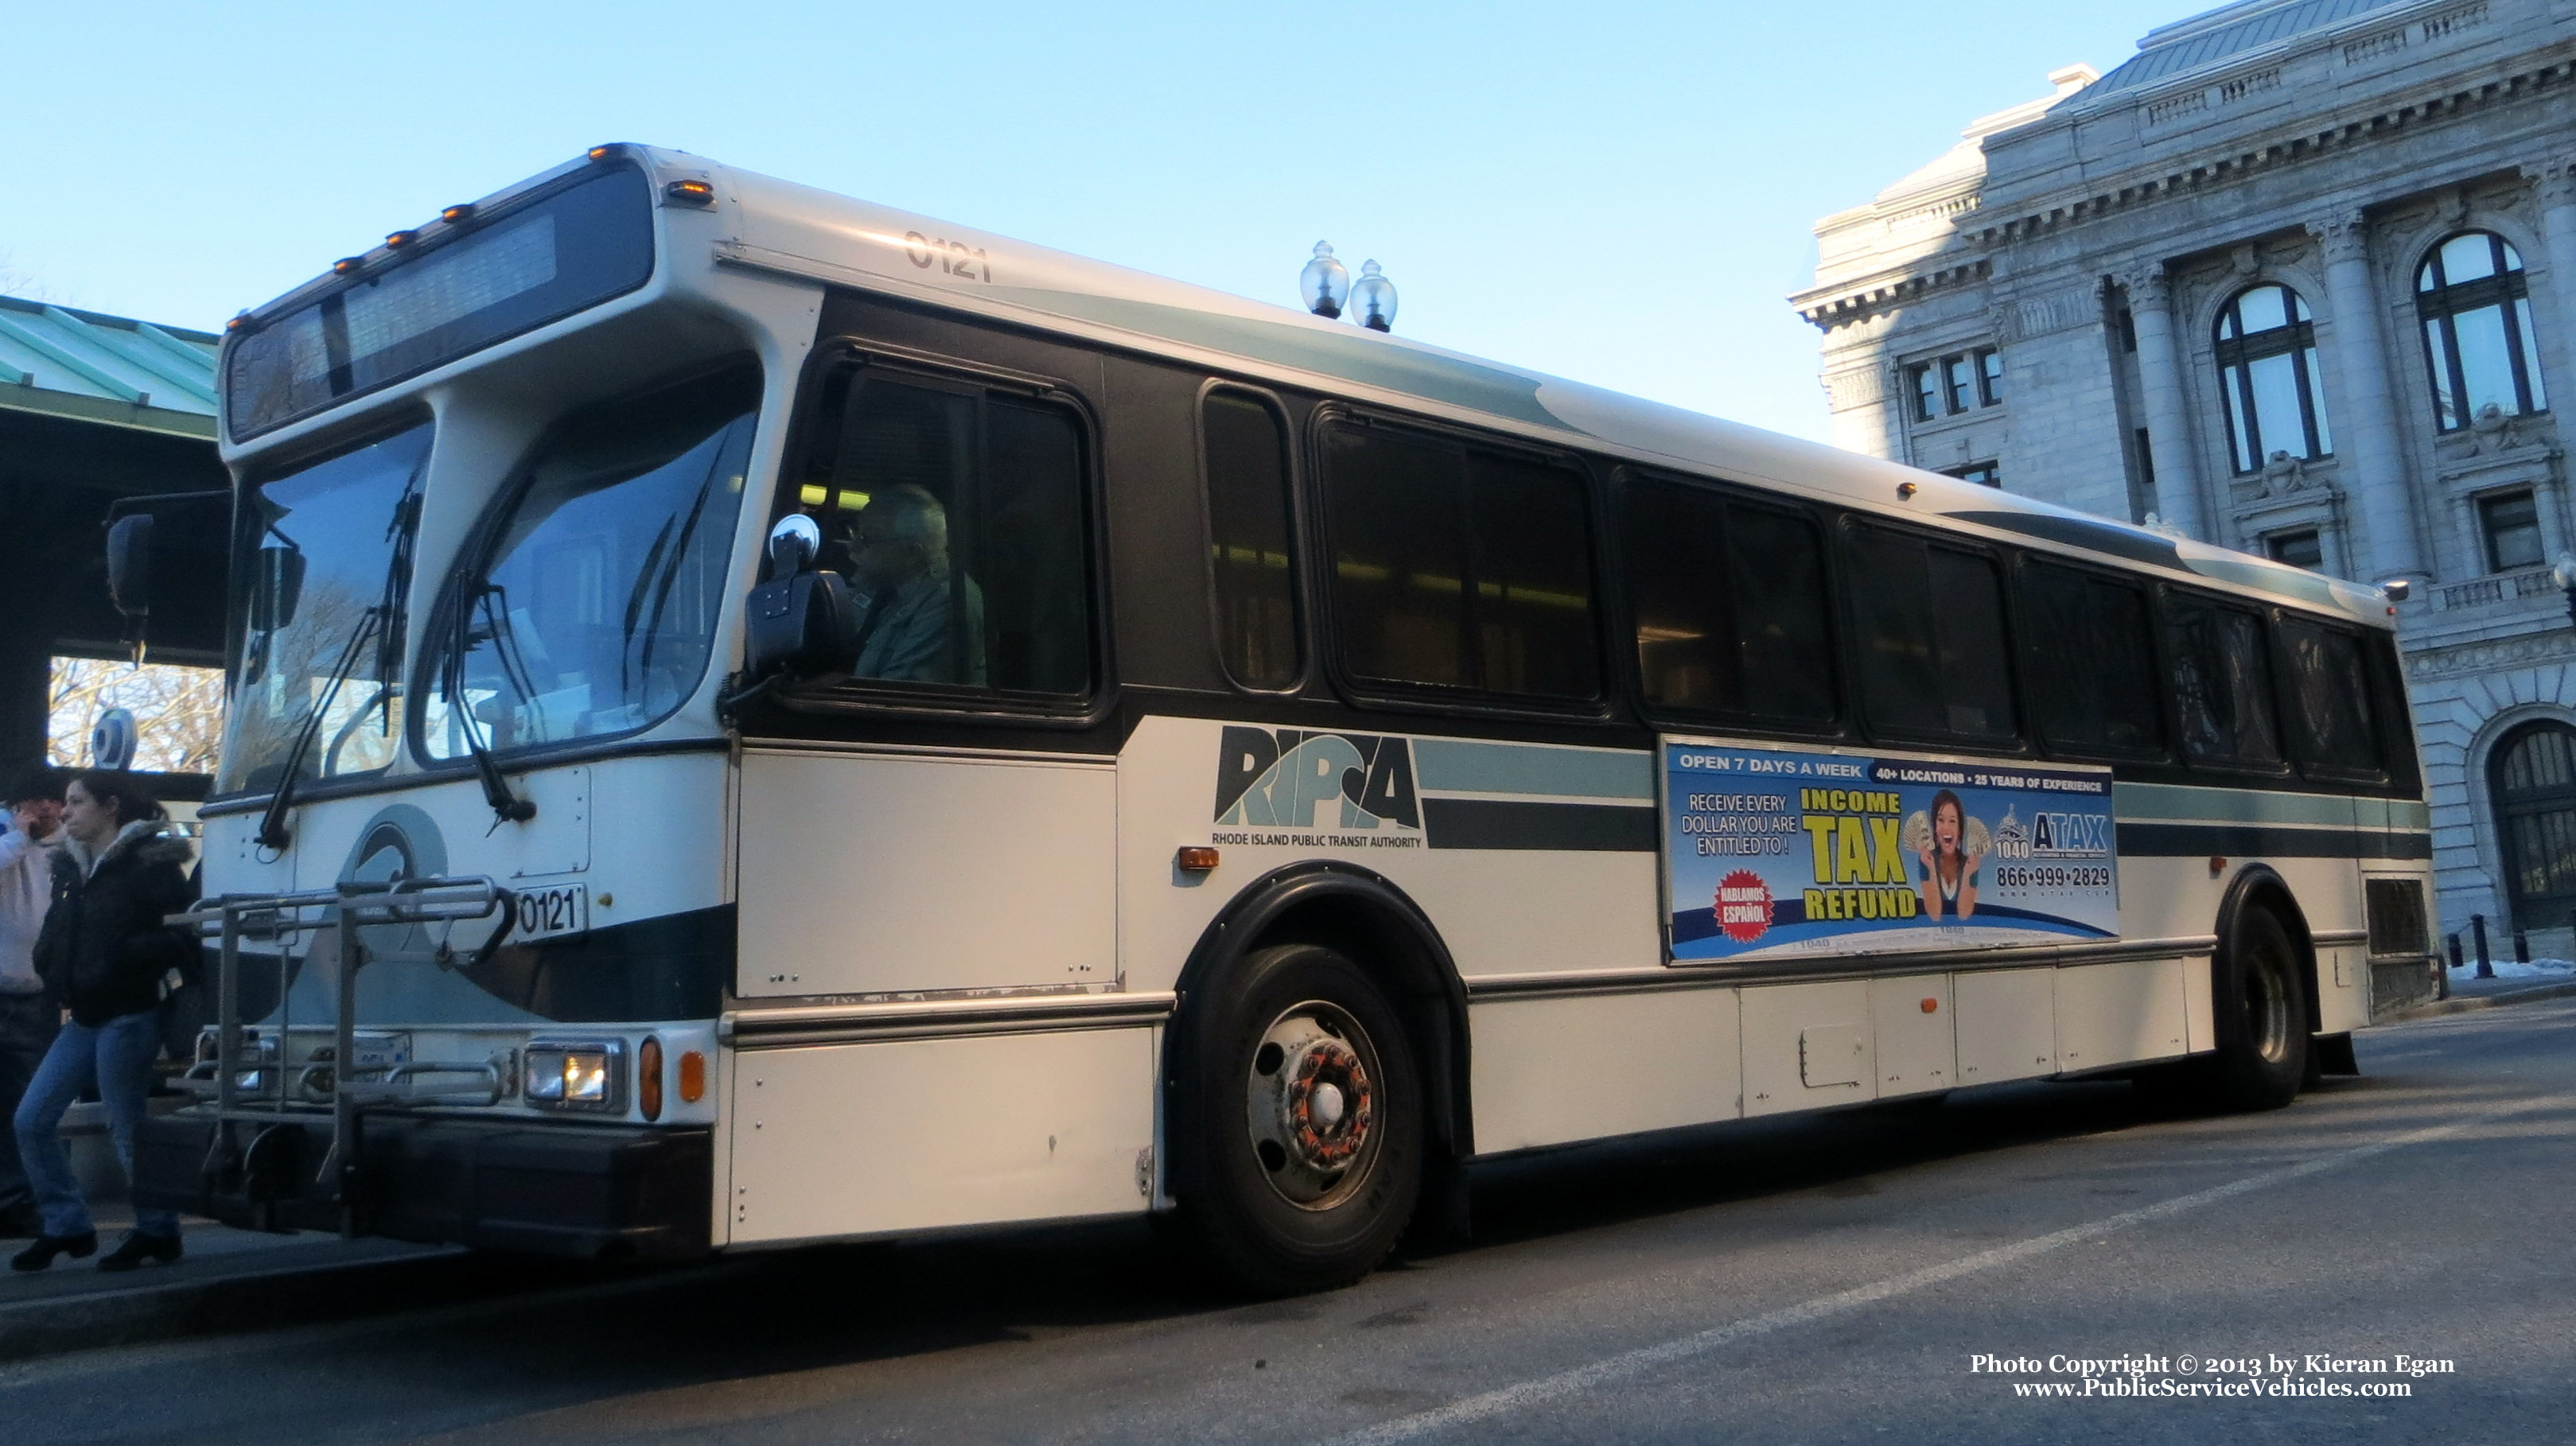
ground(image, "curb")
xmin=2384 ymin=978 xmax=2576 ymax=1022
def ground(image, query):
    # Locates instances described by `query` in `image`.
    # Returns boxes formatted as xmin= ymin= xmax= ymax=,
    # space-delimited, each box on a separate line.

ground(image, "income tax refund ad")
xmin=1663 ymin=739 xmax=2119 ymax=962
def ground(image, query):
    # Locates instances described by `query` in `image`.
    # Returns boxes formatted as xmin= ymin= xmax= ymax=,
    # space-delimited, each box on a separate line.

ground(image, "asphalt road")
xmin=4 ymin=997 xmax=2569 ymax=1446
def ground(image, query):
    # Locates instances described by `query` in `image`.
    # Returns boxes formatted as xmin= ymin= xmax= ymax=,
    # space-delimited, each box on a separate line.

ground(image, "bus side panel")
xmin=1955 ymin=970 xmax=2057 ymax=1085
xmin=1869 ymin=974 xmax=1955 ymax=1097
xmin=1469 ymin=990 xmax=1740 ymax=1152
xmin=737 ymin=749 xmax=1117 ymax=995
xmin=2054 ymin=959 xmax=2190 ymax=1072
xmin=725 ymin=1028 xmax=1156 ymax=1246
xmin=1741 ymin=981 xmax=1872 ymax=1117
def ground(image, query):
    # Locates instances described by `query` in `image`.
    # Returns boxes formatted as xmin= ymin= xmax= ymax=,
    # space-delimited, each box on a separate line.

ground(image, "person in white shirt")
xmin=0 ymin=764 xmax=64 ymax=1240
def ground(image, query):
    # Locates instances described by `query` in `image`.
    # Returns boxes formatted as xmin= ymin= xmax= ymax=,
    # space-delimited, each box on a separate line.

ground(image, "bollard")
xmin=2473 ymin=913 xmax=2494 ymax=979
xmin=2444 ymin=934 xmax=2461 ymax=999
xmin=2516 ymin=928 xmax=2531 ymax=966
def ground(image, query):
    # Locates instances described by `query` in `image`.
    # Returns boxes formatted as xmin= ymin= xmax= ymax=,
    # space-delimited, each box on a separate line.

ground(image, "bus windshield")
xmin=220 ymin=421 xmax=432 ymax=795
xmin=419 ymin=367 xmax=758 ymax=760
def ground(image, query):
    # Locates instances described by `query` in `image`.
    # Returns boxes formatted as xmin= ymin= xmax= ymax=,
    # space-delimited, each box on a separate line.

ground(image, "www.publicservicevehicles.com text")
xmin=1971 ymin=1353 xmax=2450 ymax=1399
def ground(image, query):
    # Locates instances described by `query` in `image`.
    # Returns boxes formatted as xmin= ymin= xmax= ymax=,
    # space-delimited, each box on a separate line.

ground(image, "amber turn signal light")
xmin=677 ymin=1050 xmax=706 ymax=1104
xmin=1176 ymin=846 xmax=1220 ymax=873
xmin=637 ymin=1036 xmax=664 ymax=1121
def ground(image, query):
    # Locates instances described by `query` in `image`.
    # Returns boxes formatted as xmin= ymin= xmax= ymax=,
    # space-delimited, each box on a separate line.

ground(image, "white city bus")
xmin=135 ymin=145 xmax=2437 ymax=1292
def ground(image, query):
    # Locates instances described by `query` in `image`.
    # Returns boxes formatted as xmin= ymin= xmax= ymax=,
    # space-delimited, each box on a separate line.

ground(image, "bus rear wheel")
xmin=2205 ymin=906 xmax=2310 ymax=1111
xmin=1174 ymin=943 xmax=1422 ymax=1296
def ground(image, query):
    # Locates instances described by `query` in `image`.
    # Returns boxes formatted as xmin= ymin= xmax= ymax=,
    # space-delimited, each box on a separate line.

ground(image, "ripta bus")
xmin=130 ymin=144 xmax=2437 ymax=1293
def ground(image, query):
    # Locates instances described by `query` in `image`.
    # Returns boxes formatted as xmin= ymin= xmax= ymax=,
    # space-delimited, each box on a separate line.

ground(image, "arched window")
xmin=2418 ymin=231 xmax=2548 ymax=430
xmin=2490 ymin=721 xmax=2576 ymax=930
xmin=2214 ymin=284 xmax=2333 ymax=475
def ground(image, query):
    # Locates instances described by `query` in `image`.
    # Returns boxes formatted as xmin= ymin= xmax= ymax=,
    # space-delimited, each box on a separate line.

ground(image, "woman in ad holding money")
xmin=1914 ymin=789 xmax=1987 ymax=921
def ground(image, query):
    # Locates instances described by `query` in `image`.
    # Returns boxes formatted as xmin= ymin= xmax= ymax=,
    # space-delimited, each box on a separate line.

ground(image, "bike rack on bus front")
xmin=169 ymin=876 xmax=508 ymax=1236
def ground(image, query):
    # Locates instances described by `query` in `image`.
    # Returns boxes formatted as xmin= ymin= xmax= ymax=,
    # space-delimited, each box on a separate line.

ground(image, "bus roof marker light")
xmin=384 ymin=230 xmax=418 ymax=249
xmin=1352 ymin=259 xmax=1397 ymax=332
xmin=332 ymin=258 xmax=364 ymax=276
xmin=1300 ymin=242 xmax=1350 ymax=320
xmin=665 ymin=179 xmax=716 ymax=208
xmin=1897 ymin=480 xmax=1920 ymax=499
xmin=440 ymin=203 xmax=477 ymax=224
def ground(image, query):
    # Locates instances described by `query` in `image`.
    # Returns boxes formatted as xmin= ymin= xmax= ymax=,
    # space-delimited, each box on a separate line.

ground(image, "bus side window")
xmin=1321 ymin=422 xmax=1600 ymax=702
xmin=1200 ymin=390 xmax=1299 ymax=690
xmin=2276 ymin=614 xmax=2380 ymax=778
xmin=1844 ymin=524 xmax=2017 ymax=744
xmin=2019 ymin=559 xmax=2165 ymax=760
xmin=784 ymin=365 xmax=1092 ymax=698
xmin=1619 ymin=477 xmax=1832 ymax=725
xmin=2162 ymin=593 xmax=2283 ymax=770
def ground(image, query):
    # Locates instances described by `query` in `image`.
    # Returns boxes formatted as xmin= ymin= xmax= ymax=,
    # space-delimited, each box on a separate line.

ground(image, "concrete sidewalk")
xmin=0 ymin=1208 xmax=462 ymax=1359
xmin=2397 ymin=968 xmax=2576 ymax=1019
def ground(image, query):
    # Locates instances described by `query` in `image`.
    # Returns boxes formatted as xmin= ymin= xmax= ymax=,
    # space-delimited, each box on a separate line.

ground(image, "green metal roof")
xmin=0 ymin=295 xmax=220 ymax=439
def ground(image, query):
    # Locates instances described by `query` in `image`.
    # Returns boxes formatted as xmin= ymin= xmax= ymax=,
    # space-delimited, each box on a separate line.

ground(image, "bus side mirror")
xmin=250 ymin=545 xmax=307 ymax=632
xmin=104 ymin=513 xmax=154 ymax=663
xmin=745 ymin=515 xmax=856 ymax=680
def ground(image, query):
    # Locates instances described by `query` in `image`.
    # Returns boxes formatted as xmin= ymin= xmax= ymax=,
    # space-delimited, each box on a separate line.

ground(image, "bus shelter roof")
xmin=0 ymin=294 xmax=220 ymax=440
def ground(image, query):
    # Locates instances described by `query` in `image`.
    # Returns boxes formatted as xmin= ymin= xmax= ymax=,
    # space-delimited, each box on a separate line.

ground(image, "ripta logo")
xmin=1214 ymin=726 xmax=1421 ymax=831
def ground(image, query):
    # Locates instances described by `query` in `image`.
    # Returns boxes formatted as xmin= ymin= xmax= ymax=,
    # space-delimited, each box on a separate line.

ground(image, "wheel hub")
xmin=1246 ymin=1004 xmax=1379 ymax=1207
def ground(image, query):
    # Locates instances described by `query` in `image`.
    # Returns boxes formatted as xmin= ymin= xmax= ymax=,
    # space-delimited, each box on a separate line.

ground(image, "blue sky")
xmin=9 ymin=2 xmax=2190 ymax=442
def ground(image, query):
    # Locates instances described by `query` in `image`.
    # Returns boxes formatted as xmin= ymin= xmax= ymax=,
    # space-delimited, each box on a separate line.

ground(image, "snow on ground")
xmin=2449 ymin=957 xmax=2576 ymax=979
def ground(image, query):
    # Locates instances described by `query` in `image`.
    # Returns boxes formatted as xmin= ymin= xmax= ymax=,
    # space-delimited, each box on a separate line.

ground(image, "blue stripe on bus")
xmin=1411 ymin=739 xmax=1654 ymax=801
xmin=2116 ymin=822 xmax=2432 ymax=860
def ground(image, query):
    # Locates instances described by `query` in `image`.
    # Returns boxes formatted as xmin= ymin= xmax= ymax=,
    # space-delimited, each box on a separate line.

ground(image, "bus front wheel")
xmin=1174 ymin=943 xmax=1423 ymax=1295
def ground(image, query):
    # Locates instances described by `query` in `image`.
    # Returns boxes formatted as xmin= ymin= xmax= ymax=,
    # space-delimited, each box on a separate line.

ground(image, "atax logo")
xmin=1214 ymin=727 xmax=1421 ymax=830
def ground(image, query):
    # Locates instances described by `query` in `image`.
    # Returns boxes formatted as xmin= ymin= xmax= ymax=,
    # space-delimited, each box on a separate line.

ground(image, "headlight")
xmin=523 ymin=1040 xmax=625 ymax=1111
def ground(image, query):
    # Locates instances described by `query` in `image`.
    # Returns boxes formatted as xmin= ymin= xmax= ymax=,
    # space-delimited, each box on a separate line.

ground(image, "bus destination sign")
xmin=1663 ymin=739 xmax=2119 ymax=962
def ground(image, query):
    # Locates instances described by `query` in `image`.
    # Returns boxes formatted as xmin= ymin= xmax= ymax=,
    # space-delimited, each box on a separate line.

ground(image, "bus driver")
xmin=843 ymin=484 xmax=987 ymax=686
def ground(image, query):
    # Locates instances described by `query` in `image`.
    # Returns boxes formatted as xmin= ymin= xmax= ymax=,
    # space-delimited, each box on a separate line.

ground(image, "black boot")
xmin=96 ymin=1231 xmax=182 ymax=1272
xmin=10 ymin=1231 xmax=97 ymax=1272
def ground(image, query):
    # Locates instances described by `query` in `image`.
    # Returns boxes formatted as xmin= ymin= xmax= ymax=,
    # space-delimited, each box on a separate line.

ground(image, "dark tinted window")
xmin=2019 ymin=560 xmax=2164 ymax=759
xmin=1621 ymin=478 xmax=1834 ymax=725
xmin=2163 ymin=594 xmax=2282 ymax=769
xmin=1201 ymin=391 xmax=1298 ymax=689
xmin=1322 ymin=422 xmax=1599 ymax=701
xmin=2277 ymin=616 xmax=2379 ymax=775
xmin=1846 ymin=526 xmax=2016 ymax=742
xmin=778 ymin=364 xmax=1091 ymax=698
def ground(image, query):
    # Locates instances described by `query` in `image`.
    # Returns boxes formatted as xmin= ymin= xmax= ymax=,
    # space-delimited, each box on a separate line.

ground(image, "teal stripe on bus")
xmin=1412 ymin=739 xmax=1654 ymax=800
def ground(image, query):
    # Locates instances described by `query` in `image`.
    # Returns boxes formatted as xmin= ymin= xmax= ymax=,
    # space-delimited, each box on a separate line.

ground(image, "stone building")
xmin=1794 ymin=0 xmax=2576 ymax=950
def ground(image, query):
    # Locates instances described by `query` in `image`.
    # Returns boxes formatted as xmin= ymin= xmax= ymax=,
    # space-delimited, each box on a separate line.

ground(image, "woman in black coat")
xmin=10 ymin=771 xmax=194 ymax=1272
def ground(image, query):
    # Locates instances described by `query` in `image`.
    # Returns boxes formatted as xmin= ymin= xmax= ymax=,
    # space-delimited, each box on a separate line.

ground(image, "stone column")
xmin=2123 ymin=264 xmax=2207 ymax=538
xmin=2309 ymin=213 xmax=2424 ymax=580
xmin=2529 ymin=161 xmax=2576 ymax=414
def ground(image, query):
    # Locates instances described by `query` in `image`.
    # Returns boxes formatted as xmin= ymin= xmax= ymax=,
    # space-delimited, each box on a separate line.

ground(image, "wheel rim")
xmin=2243 ymin=940 xmax=2294 ymax=1064
xmin=1243 ymin=1001 xmax=1381 ymax=1210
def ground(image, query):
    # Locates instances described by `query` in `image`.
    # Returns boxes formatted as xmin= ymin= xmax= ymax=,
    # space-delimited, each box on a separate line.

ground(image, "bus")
xmin=133 ymin=144 xmax=2438 ymax=1294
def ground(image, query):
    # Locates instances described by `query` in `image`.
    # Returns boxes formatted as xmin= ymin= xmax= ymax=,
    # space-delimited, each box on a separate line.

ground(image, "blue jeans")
xmin=13 ymin=1009 xmax=178 ymax=1239
xmin=0 ymin=991 xmax=58 ymax=1215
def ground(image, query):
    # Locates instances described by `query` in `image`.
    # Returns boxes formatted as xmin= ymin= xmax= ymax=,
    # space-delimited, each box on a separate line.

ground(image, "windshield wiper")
xmin=253 ymin=606 xmax=382 ymax=851
xmin=443 ymin=583 xmax=537 ymax=827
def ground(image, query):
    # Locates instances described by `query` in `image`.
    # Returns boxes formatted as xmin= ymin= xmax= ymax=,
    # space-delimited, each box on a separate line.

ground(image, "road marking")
xmin=1332 ymin=1094 xmax=2570 ymax=1444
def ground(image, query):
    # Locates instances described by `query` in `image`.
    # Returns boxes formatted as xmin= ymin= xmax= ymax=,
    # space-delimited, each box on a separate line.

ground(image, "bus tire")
xmin=1174 ymin=943 xmax=1422 ymax=1296
xmin=2208 ymin=906 xmax=2309 ymax=1112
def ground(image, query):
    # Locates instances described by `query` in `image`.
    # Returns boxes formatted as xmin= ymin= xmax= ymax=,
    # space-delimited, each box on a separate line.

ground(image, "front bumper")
xmin=134 ymin=1111 xmax=713 ymax=1261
